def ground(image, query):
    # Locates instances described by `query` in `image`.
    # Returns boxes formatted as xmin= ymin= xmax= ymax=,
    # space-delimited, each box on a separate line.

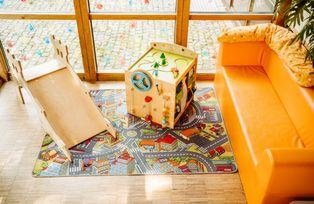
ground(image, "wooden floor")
xmin=0 ymin=81 xmax=246 ymax=204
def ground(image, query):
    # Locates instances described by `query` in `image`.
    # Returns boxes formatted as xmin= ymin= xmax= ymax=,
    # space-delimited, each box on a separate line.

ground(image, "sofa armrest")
xmin=218 ymin=41 xmax=266 ymax=67
xmin=258 ymin=148 xmax=314 ymax=200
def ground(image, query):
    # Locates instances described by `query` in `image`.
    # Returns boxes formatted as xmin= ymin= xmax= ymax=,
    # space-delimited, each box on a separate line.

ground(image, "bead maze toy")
xmin=5 ymin=35 xmax=117 ymax=161
xmin=125 ymin=42 xmax=198 ymax=128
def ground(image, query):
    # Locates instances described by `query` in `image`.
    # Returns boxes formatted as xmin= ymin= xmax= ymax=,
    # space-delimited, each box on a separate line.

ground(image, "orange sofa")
xmin=214 ymin=24 xmax=314 ymax=203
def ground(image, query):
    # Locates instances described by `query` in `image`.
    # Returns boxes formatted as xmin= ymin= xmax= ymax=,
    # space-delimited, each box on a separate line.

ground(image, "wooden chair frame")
xmin=5 ymin=35 xmax=117 ymax=161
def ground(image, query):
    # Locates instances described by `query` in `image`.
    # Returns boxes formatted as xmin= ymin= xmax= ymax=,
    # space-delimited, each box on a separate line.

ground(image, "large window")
xmin=0 ymin=0 xmax=273 ymax=80
xmin=187 ymin=0 xmax=273 ymax=72
xmin=89 ymin=0 xmax=176 ymax=13
xmin=0 ymin=0 xmax=74 ymax=13
xmin=188 ymin=20 xmax=245 ymax=72
xmin=93 ymin=20 xmax=174 ymax=72
xmin=190 ymin=0 xmax=250 ymax=12
xmin=0 ymin=20 xmax=83 ymax=72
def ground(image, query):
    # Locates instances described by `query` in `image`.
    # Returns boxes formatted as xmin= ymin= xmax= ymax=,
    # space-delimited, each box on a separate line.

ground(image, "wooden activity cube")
xmin=125 ymin=42 xmax=198 ymax=128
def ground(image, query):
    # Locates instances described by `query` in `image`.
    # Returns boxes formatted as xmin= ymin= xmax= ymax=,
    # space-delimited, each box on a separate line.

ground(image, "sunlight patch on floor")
xmin=145 ymin=175 xmax=173 ymax=200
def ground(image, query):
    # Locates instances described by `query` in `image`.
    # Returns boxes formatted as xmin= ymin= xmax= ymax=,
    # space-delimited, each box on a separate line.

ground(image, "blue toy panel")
xmin=131 ymin=71 xmax=152 ymax=92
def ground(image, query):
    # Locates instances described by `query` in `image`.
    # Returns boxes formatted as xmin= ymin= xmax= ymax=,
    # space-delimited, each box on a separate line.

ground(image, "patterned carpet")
xmin=33 ymin=87 xmax=237 ymax=177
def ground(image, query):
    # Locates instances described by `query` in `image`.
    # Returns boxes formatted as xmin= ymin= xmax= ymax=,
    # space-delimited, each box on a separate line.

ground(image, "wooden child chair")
xmin=5 ymin=35 xmax=117 ymax=160
xmin=5 ymin=50 xmax=25 ymax=103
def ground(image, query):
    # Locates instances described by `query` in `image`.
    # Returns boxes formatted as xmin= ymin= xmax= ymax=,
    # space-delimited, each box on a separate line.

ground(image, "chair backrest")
xmin=5 ymin=49 xmax=25 ymax=83
xmin=50 ymin=35 xmax=69 ymax=65
xmin=0 ymin=42 xmax=9 ymax=81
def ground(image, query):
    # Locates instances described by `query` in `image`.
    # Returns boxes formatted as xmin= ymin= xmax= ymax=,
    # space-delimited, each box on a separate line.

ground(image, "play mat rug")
xmin=33 ymin=87 xmax=237 ymax=177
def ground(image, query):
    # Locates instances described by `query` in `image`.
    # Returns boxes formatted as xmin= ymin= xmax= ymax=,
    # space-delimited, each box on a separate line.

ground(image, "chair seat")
xmin=221 ymin=65 xmax=304 ymax=165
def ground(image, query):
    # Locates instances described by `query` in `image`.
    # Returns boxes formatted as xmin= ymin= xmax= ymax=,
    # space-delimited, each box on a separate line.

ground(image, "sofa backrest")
xmin=218 ymin=23 xmax=314 ymax=87
xmin=218 ymin=41 xmax=266 ymax=66
xmin=261 ymin=47 xmax=314 ymax=148
xmin=218 ymin=23 xmax=314 ymax=148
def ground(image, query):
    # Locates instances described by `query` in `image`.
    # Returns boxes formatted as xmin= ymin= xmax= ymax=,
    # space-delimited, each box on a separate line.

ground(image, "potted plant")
xmin=274 ymin=0 xmax=314 ymax=66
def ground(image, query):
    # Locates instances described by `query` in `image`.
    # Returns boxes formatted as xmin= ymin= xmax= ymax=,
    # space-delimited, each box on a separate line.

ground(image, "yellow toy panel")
xmin=130 ymin=48 xmax=194 ymax=85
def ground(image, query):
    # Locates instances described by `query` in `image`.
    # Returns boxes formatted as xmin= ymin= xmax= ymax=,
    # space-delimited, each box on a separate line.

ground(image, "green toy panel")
xmin=130 ymin=48 xmax=194 ymax=84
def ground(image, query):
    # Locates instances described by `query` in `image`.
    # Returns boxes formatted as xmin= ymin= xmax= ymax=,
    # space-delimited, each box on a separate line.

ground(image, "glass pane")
xmin=248 ymin=20 xmax=271 ymax=25
xmin=188 ymin=20 xmax=245 ymax=72
xmin=0 ymin=20 xmax=83 ymax=72
xmin=253 ymin=0 xmax=274 ymax=12
xmin=190 ymin=0 xmax=250 ymax=12
xmin=0 ymin=0 xmax=74 ymax=13
xmin=93 ymin=20 xmax=174 ymax=72
xmin=188 ymin=20 xmax=271 ymax=72
xmin=89 ymin=0 xmax=176 ymax=13
xmin=190 ymin=0 xmax=274 ymax=12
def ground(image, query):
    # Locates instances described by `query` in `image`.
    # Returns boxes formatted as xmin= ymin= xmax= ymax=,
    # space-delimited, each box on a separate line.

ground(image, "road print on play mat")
xmin=32 ymin=87 xmax=236 ymax=177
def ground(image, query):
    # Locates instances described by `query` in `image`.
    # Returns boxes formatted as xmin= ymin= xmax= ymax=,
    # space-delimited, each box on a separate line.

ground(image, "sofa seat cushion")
xmin=221 ymin=65 xmax=304 ymax=165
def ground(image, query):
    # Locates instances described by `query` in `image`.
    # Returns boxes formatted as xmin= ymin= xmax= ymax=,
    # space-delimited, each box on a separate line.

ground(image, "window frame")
xmin=0 ymin=0 xmax=273 ymax=81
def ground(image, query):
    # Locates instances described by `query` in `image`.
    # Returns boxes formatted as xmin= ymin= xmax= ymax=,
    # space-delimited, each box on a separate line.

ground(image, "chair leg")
xmin=229 ymin=0 xmax=234 ymax=7
xmin=18 ymin=85 xmax=25 ymax=104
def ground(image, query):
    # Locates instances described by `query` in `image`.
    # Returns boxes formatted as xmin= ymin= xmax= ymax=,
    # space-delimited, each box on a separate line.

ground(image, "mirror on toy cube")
xmin=125 ymin=42 xmax=198 ymax=129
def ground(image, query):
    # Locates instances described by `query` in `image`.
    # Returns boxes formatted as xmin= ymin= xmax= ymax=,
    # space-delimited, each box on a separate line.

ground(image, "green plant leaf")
xmin=275 ymin=0 xmax=314 ymax=66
